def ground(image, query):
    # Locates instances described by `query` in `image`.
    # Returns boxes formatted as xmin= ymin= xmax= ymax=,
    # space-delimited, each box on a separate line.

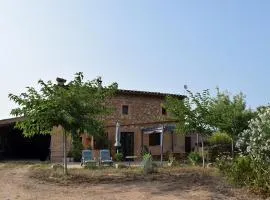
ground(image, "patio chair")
xmin=99 ymin=149 xmax=113 ymax=166
xmin=81 ymin=150 xmax=97 ymax=166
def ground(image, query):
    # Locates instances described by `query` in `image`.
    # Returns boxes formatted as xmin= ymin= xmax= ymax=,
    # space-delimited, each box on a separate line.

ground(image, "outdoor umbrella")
xmin=114 ymin=122 xmax=121 ymax=153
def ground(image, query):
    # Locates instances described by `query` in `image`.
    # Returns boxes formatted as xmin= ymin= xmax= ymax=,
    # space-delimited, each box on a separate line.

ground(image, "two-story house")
xmin=50 ymin=89 xmax=198 ymax=162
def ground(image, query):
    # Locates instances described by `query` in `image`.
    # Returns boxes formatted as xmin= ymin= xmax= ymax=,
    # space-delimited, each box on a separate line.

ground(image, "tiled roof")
xmin=117 ymin=89 xmax=185 ymax=99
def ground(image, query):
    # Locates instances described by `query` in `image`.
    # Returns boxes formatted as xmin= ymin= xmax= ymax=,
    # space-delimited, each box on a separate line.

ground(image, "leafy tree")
xmin=9 ymin=72 xmax=117 ymax=174
xmin=165 ymin=88 xmax=214 ymax=167
xmin=165 ymin=87 xmax=253 ymax=166
xmin=210 ymin=89 xmax=254 ymax=156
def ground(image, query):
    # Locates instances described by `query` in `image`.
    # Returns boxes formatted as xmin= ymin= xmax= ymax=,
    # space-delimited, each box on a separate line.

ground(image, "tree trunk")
xmin=196 ymin=133 xmax=199 ymax=152
xmin=63 ymin=130 xmax=67 ymax=175
xmin=201 ymin=135 xmax=205 ymax=168
xmin=231 ymin=139 xmax=234 ymax=158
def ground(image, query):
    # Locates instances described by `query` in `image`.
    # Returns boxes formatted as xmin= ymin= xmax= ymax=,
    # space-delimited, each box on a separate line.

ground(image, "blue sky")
xmin=0 ymin=0 xmax=270 ymax=119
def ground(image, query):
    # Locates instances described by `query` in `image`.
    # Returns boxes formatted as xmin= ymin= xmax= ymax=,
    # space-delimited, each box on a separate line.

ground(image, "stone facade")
xmin=50 ymin=90 xmax=198 ymax=162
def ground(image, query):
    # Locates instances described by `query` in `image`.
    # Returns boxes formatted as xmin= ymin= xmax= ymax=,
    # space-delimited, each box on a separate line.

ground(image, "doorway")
xmin=185 ymin=136 xmax=191 ymax=153
xmin=120 ymin=132 xmax=134 ymax=161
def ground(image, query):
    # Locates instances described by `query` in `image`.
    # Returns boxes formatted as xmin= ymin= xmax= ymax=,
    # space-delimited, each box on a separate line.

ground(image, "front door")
xmin=120 ymin=132 xmax=134 ymax=161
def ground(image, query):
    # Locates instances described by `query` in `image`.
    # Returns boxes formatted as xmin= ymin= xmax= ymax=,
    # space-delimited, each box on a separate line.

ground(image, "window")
xmin=149 ymin=133 xmax=160 ymax=146
xmin=161 ymin=107 xmax=167 ymax=115
xmin=122 ymin=105 xmax=129 ymax=115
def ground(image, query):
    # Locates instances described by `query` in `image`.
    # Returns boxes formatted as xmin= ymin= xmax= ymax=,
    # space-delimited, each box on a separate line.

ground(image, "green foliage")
xmin=221 ymin=107 xmax=270 ymax=194
xmin=142 ymin=153 xmax=156 ymax=174
xmin=165 ymin=87 xmax=253 ymax=166
xmin=208 ymin=132 xmax=232 ymax=145
xmin=188 ymin=152 xmax=201 ymax=166
xmin=114 ymin=152 xmax=124 ymax=162
xmin=165 ymin=88 xmax=253 ymax=139
xmin=165 ymin=89 xmax=213 ymax=136
xmin=217 ymin=155 xmax=270 ymax=193
xmin=208 ymin=132 xmax=232 ymax=161
xmin=237 ymin=108 xmax=270 ymax=162
xmin=9 ymin=72 xmax=117 ymax=174
xmin=143 ymin=153 xmax=152 ymax=162
xmin=210 ymin=89 xmax=254 ymax=141
xmin=140 ymin=145 xmax=150 ymax=156
xmin=71 ymin=133 xmax=84 ymax=162
xmin=168 ymin=152 xmax=179 ymax=167
xmin=9 ymin=72 xmax=118 ymax=137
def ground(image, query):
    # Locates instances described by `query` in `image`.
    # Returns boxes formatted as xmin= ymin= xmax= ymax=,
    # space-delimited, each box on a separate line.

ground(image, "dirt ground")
xmin=0 ymin=163 xmax=264 ymax=200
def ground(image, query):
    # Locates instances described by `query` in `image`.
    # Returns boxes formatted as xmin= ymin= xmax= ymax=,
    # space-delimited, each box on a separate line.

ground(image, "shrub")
xmin=208 ymin=132 xmax=232 ymax=161
xmin=141 ymin=145 xmax=150 ymax=156
xmin=218 ymin=108 xmax=270 ymax=194
xmin=208 ymin=132 xmax=232 ymax=145
xmin=188 ymin=152 xmax=201 ymax=166
xmin=142 ymin=153 xmax=156 ymax=174
xmin=114 ymin=152 xmax=124 ymax=162
xmin=227 ymin=156 xmax=253 ymax=186
xmin=217 ymin=155 xmax=270 ymax=193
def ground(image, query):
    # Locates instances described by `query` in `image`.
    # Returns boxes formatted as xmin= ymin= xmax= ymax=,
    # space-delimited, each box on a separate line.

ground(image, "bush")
xmin=208 ymin=132 xmax=232 ymax=145
xmin=188 ymin=152 xmax=201 ymax=166
xmin=114 ymin=153 xmax=124 ymax=162
xmin=217 ymin=155 xmax=270 ymax=194
xmin=227 ymin=156 xmax=253 ymax=186
xmin=142 ymin=153 xmax=156 ymax=174
xmin=208 ymin=132 xmax=232 ymax=162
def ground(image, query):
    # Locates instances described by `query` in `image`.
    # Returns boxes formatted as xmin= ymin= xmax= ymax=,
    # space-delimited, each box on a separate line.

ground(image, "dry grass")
xmin=0 ymin=163 xmax=264 ymax=200
xmin=29 ymin=165 xmax=219 ymax=186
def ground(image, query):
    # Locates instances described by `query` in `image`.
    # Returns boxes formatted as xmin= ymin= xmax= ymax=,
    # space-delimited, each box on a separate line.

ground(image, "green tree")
xmin=9 ymin=72 xmax=117 ymax=174
xmin=165 ymin=87 xmax=253 ymax=166
xmin=210 ymin=89 xmax=254 ymax=156
xmin=165 ymin=88 xmax=214 ymax=167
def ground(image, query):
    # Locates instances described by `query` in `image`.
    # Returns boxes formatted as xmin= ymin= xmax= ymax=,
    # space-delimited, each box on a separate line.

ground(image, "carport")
xmin=0 ymin=117 xmax=51 ymax=161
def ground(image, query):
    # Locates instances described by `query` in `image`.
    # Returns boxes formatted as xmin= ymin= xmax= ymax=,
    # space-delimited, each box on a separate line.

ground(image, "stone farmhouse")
xmin=0 ymin=89 xmax=198 ymax=162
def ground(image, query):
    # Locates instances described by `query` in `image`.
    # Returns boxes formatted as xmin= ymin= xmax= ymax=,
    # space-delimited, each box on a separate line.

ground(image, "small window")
xmin=162 ymin=107 xmax=167 ymax=115
xmin=122 ymin=105 xmax=129 ymax=115
xmin=149 ymin=133 xmax=160 ymax=146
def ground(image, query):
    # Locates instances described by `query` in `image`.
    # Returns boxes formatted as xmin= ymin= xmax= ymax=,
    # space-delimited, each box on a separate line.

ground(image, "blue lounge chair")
xmin=81 ymin=150 xmax=96 ymax=166
xmin=100 ymin=149 xmax=113 ymax=166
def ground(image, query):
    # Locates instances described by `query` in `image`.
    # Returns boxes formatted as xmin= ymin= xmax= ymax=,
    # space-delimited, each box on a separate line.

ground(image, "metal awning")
xmin=141 ymin=124 xmax=176 ymax=165
xmin=141 ymin=125 xmax=175 ymax=134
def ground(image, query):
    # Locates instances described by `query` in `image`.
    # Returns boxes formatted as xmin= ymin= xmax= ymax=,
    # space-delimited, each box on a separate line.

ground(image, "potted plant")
xmin=114 ymin=152 xmax=123 ymax=168
xmin=67 ymin=150 xmax=73 ymax=162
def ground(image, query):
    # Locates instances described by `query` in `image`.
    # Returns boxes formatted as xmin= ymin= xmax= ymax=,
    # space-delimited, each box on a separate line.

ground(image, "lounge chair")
xmin=99 ymin=149 xmax=113 ymax=166
xmin=81 ymin=150 xmax=96 ymax=166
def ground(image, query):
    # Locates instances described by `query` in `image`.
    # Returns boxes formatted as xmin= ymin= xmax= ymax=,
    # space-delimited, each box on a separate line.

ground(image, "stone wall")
xmin=50 ymin=93 xmax=195 ymax=162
